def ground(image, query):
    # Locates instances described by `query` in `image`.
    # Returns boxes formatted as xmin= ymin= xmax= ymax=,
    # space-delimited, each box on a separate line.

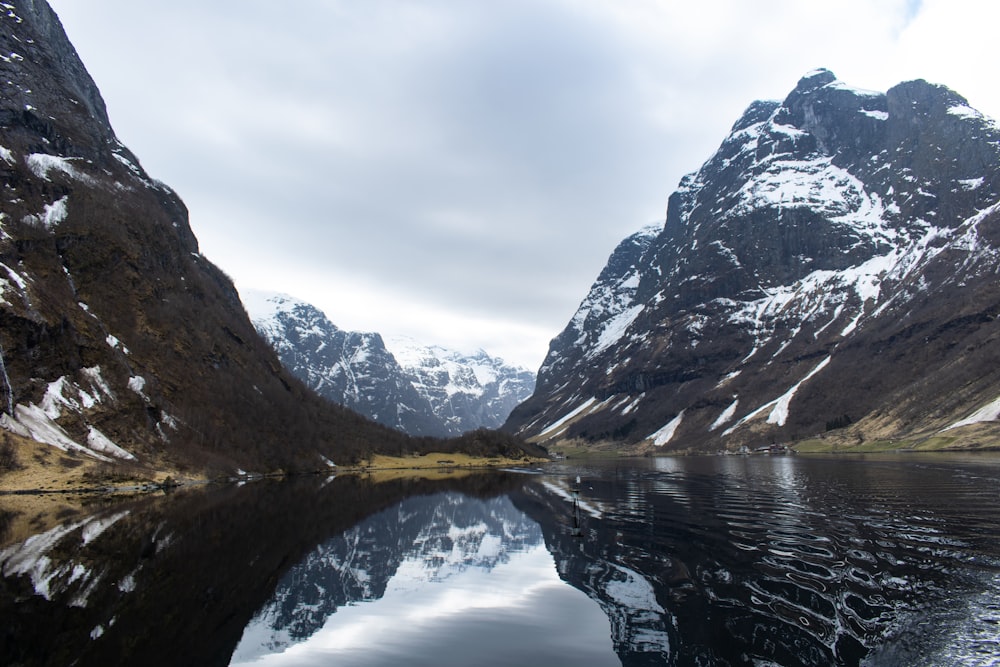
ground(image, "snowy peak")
xmin=243 ymin=290 xmax=440 ymax=437
xmin=244 ymin=292 xmax=535 ymax=437
xmin=506 ymin=70 xmax=1000 ymax=453
xmin=386 ymin=335 xmax=536 ymax=434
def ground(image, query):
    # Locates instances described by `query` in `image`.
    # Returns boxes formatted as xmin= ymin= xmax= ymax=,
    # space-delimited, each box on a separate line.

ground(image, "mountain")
xmin=243 ymin=291 xmax=441 ymax=436
xmin=506 ymin=69 xmax=1000 ymax=453
xmin=0 ymin=1 xmax=423 ymax=478
xmin=386 ymin=335 xmax=536 ymax=435
xmin=232 ymin=490 xmax=541 ymax=662
xmin=244 ymin=291 xmax=535 ymax=437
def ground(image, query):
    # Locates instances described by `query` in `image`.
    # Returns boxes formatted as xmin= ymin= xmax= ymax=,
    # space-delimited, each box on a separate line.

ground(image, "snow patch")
xmin=649 ymin=411 xmax=684 ymax=446
xmin=12 ymin=404 xmax=111 ymax=461
xmin=723 ymin=357 xmax=831 ymax=434
xmin=709 ymin=399 xmax=739 ymax=431
xmin=767 ymin=357 xmax=832 ymax=426
xmin=860 ymin=109 xmax=888 ymax=121
xmin=945 ymin=395 xmax=1000 ymax=430
xmin=537 ymin=397 xmax=597 ymax=438
xmin=42 ymin=196 xmax=68 ymax=228
xmin=128 ymin=376 xmax=147 ymax=399
xmin=87 ymin=426 xmax=135 ymax=461
xmin=25 ymin=154 xmax=91 ymax=183
xmin=957 ymin=177 xmax=985 ymax=191
xmin=947 ymin=105 xmax=982 ymax=121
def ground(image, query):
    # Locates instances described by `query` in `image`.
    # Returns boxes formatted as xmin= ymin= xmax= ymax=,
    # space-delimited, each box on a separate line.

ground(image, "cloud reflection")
xmin=231 ymin=499 xmax=619 ymax=667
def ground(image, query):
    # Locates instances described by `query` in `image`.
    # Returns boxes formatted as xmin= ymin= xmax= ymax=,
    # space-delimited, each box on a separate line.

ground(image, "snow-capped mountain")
xmin=244 ymin=292 xmax=534 ymax=437
xmin=232 ymin=491 xmax=542 ymax=662
xmin=386 ymin=335 xmax=536 ymax=435
xmin=506 ymin=69 xmax=1000 ymax=452
xmin=244 ymin=291 xmax=442 ymax=436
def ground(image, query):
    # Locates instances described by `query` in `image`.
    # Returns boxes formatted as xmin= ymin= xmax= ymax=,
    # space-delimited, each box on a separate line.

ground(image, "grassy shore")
xmin=340 ymin=451 xmax=548 ymax=482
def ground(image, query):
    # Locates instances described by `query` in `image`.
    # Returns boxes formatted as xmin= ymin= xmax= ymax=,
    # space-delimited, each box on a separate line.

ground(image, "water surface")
xmin=2 ymin=455 xmax=999 ymax=666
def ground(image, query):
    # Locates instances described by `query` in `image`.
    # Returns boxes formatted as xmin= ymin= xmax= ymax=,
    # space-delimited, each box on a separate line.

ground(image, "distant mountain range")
xmin=506 ymin=69 xmax=1000 ymax=453
xmin=244 ymin=291 xmax=535 ymax=437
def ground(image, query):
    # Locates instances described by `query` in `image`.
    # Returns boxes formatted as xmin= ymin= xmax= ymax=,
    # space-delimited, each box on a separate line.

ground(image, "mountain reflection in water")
xmin=230 ymin=492 xmax=617 ymax=667
xmin=1 ymin=455 xmax=999 ymax=666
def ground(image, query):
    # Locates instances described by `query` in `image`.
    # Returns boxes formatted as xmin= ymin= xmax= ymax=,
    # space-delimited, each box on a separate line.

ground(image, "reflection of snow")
xmin=541 ymin=480 xmax=603 ymax=518
xmin=0 ymin=511 xmax=128 ymax=602
xmin=231 ymin=495 xmax=617 ymax=667
xmin=602 ymin=564 xmax=671 ymax=655
xmin=605 ymin=564 xmax=663 ymax=613
xmin=233 ymin=544 xmax=617 ymax=667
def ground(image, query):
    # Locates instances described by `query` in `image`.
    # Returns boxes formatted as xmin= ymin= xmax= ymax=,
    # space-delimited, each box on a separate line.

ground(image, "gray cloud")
xmin=48 ymin=0 xmax=1000 ymax=368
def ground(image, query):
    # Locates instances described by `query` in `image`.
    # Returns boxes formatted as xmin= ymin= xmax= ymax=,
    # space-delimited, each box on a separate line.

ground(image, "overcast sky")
xmin=47 ymin=0 xmax=1000 ymax=370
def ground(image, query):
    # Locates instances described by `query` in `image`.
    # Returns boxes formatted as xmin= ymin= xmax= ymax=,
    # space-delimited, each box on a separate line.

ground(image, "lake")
xmin=2 ymin=454 xmax=999 ymax=666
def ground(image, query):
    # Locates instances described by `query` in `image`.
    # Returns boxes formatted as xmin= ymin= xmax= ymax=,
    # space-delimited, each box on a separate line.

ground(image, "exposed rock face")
xmin=244 ymin=292 xmax=441 ymax=436
xmin=0 ymin=2 xmax=411 ymax=471
xmin=506 ymin=69 xmax=1000 ymax=452
xmin=386 ymin=336 xmax=536 ymax=436
xmin=245 ymin=291 xmax=535 ymax=437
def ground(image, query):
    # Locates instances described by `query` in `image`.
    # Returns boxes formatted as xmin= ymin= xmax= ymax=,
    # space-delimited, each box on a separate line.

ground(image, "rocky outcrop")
xmin=506 ymin=69 xmax=1000 ymax=452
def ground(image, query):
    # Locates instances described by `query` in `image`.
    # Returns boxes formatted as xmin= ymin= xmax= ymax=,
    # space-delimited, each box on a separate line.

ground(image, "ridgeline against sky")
xmin=48 ymin=0 xmax=1000 ymax=370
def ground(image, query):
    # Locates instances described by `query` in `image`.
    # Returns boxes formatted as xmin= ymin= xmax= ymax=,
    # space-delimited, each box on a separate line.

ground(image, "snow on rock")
xmin=709 ymin=399 xmax=739 ymax=431
xmin=36 ymin=195 xmax=69 ymax=228
xmin=649 ymin=411 xmax=684 ymax=446
xmin=537 ymin=397 xmax=597 ymax=438
xmin=945 ymin=395 xmax=1000 ymax=430
xmin=12 ymin=403 xmax=111 ymax=461
xmin=0 ymin=261 xmax=30 ymax=305
xmin=766 ymin=357 xmax=831 ymax=426
xmin=25 ymin=153 xmax=91 ymax=183
xmin=723 ymin=357 xmax=831 ymax=434
xmin=128 ymin=375 xmax=147 ymax=399
xmin=86 ymin=426 xmax=135 ymax=461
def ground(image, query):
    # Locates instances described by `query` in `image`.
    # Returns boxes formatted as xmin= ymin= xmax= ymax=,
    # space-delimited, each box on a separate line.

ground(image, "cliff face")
xmin=386 ymin=336 xmax=536 ymax=436
xmin=507 ymin=69 xmax=1000 ymax=452
xmin=245 ymin=292 xmax=443 ymax=437
xmin=245 ymin=291 xmax=535 ymax=437
xmin=0 ymin=2 xmax=411 ymax=474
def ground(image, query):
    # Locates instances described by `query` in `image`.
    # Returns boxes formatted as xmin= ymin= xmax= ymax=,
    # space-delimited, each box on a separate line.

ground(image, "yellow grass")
xmin=340 ymin=451 xmax=546 ymax=481
xmin=0 ymin=433 xmax=196 ymax=494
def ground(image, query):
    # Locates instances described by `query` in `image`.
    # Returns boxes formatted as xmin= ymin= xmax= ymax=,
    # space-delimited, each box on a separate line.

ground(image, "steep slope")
xmin=507 ymin=69 xmax=1000 ymax=452
xmin=244 ymin=291 xmax=535 ymax=437
xmin=0 ymin=1 xmax=414 ymax=476
xmin=386 ymin=335 xmax=536 ymax=435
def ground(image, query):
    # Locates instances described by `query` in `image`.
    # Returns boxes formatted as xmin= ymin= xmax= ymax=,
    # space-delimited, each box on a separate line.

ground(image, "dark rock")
xmin=506 ymin=69 xmax=1000 ymax=452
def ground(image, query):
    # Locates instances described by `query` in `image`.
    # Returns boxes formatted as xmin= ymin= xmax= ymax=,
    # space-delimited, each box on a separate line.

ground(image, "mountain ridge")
xmin=244 ymin=290 xmax=534 ymax=437
xmin=506 ymin=69 xmax=1000 ymax=453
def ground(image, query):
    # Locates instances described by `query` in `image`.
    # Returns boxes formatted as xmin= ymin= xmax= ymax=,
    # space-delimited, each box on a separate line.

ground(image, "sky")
xmin=46 ymin=0 xmax=1000 ymax=370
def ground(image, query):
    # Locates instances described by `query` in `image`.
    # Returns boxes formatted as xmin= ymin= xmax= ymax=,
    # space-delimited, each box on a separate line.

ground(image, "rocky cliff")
xmin=386 ymin=335 xmax=536 ymax=436
xmin=245 ymin=291 xmax=535 ymax=437
xmin=506 ymin=69 xmax=1000 ymax=453
xmin=0 ymin=1 xmax=415 ymax=477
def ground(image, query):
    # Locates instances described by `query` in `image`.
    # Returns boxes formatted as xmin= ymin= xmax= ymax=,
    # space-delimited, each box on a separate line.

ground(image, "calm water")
xmin=2 ymin=455 xmax=1000 ymax=666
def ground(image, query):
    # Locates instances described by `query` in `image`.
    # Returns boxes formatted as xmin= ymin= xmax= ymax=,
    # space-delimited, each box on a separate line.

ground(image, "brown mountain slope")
xmin=0 ymin=1 xmax=483 ymax=481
